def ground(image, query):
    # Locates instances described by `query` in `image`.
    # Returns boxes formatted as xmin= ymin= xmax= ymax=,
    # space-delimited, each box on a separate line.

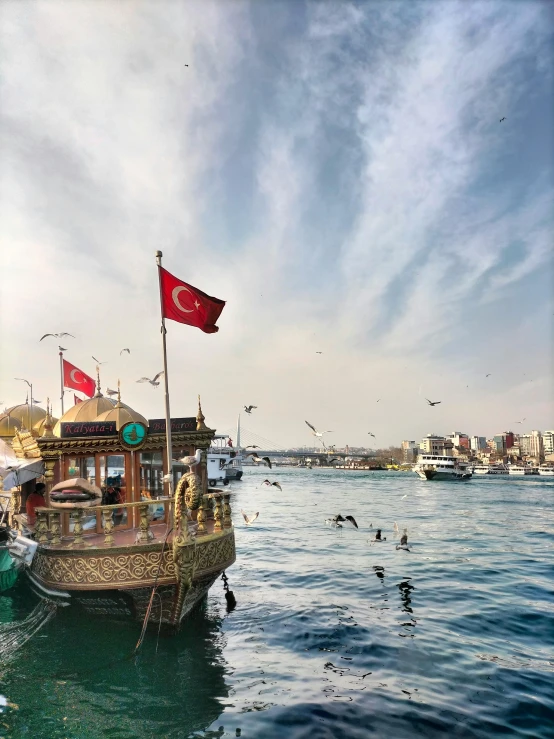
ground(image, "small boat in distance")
xmin=414 ymin=454 xmax=472 ymax=480
xmin=508 ymin=465 xmax=538 ymax=476
xmin=473 ymin=464 xmax=509 ymax=475
xmin=538 ymin=466 xmax=554 ymax=476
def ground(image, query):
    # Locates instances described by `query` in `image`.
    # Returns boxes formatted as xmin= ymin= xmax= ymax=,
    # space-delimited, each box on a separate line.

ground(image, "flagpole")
xmin=155 ymin=251 xmax=174 ymax=498
xmin=59 ymin=351 xmax=65 ymax=416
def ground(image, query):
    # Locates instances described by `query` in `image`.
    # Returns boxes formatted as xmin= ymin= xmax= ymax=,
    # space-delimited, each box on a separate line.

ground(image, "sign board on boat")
xmin=60 ymin=421 xmax=117 ymax=438
xmin=148 ymin=417 xmax=197 ymax=434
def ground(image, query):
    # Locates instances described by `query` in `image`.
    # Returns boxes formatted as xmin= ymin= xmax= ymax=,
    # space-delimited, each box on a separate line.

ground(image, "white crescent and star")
xmin=70 ymin=369 xmax=85 ymax=384
xmin=172 ymin=286 xmax=201 ymax=313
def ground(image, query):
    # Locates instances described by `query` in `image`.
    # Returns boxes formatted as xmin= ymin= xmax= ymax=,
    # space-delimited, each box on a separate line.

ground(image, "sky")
xmin=0 ymin=0 xmax=553 ymax=449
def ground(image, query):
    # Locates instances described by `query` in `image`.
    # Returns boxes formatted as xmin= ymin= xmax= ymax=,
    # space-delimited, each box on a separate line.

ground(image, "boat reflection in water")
xmin=0 ymin=589 xmax=231 ymax=739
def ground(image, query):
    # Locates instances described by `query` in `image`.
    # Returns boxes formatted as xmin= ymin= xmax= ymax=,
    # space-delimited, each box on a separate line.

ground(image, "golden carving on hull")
xmin=32 ymin=531 xmax=235 ymax=590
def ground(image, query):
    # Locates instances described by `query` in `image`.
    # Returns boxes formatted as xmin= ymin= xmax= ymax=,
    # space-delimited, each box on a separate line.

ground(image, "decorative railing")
xmin=30 ymin=491 xmax=233 ymax=549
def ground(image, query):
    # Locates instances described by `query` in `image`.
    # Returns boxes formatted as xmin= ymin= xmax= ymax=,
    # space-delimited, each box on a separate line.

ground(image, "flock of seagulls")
xmin=320 ymin=514 xmax=409 ymax=550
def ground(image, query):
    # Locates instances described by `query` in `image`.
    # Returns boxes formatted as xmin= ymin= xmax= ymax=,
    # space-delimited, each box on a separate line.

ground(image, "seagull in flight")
xmin=262 ymin=479 xmax=282 ymax=491
xmin=40 ymin=332 xmax=75 ymax=341
xmin=244 ymin=405 xmax=257 ymax=414
xmin=246 ymin=452 xmax=272 ymax=469
xmin=136 ymin=371 xmax=164 ymax=387
xmin=241 ymin=510 xmax=259 ymax=526
xmin=485 ymin=373 xmax=492 ymax=378
xmin=499 ymin=117 xmax=506 ymax=122
xmin=244 ymin=445 xmax=260 ymax=449
xmin=425 ymin=398 xmax=441 ymax=406
xmin=305 ymin=421 xmax=333 ymax=444
xmin=315 ymin=351 xmax=323 ymax=354
xmin=120 ymin=348 xmax=131 ymax=355
xmin=515 ymin=418 xmax=526 ymax=424
xmin=58 ymin=346 xmax=67 ymax=351
xmin=376 ymin=399 xmax=381 ymax=403
xmin=92 ymin=356 xmax=107 ymax=365
xmin=368 ymin=432 xmax=376 ymax=438
xmin=106 ymin=388 xmax=118 ymax=397
xmin=325 ymin=514 xmax=358 ymax=529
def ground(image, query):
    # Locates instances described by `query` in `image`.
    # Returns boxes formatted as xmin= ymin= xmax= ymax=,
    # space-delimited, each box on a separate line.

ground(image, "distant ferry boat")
xmin=414 ymin=454 xmax=472 ymax=481
xmin=508 ymin=465 xmax=538 ymax=476
xmin=473 ymin=464 xmax=509 ymax=475
xmin=538 ymin=466 xmax=554 ymax=477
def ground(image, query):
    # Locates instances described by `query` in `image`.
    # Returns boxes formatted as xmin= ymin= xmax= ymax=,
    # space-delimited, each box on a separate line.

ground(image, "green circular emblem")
xmin=120 ymin=422 xmax=147 ymax=449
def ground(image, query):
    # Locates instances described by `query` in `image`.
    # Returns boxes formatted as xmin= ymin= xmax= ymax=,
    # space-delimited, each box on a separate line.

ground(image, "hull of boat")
xmin=538 ymin=469 xmax=554 ymax=476
xmin=225 ymin=469 xmax=243 ymax=481
xmin=21 ymin=529 xmax=236 ymax=629
xmin=415 ymin=468 xmax=472 ymax=481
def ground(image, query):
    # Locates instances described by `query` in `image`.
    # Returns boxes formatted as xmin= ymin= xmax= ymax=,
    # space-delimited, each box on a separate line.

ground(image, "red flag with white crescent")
xmin=63 ymin=359 xmax=96 ymax=398
xmin=74 ymin=394 xmax=83 ymax=405
xmin=159 ymin=267 xmax=225 ymax=333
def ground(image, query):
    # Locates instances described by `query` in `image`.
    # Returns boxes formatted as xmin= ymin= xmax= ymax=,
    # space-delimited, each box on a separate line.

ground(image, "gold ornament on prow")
xmin=41 ymin=398 xmax=55 ymax=438
xmin=196 ymin=395 xmax=207 ymax=431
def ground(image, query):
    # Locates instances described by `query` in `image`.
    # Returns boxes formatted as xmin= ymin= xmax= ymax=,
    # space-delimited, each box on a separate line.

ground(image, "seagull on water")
xmin=137 ymin=372 xmax=164 ymax=387
xmin=262 ymin=479 xmax=282 ymax=491
xmin=39 ymin=332 xmax=75 ymax=341
xmin=244 ymin=405 xmax=257 ymax=414
xmin=241 ymin=510 xmax=259 ymax=526
xmin=246 ymin=452 xmax=272 ymax=469
xmin=425 ymin=398 xmax=441 ymax=406
xmin=372 ymin=528 xmax=386 ymax=542
xmin=396 ymin=529 xmax=410 ymax=551
xmin=325 ymin=514 xmax=358 ymax=529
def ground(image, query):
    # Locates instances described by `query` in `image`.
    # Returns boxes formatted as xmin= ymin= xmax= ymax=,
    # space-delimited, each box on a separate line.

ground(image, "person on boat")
xmin=25 ymin=482 xmax=46 ymax=528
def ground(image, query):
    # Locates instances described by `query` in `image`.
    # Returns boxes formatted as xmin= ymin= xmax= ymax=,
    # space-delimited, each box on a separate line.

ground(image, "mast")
xmin=59 ymin=350 xmax=65 ymax=416
xmin=236 ymin=413 xmax=241 ymax=451
xmin=155 ymin=250 xmax=174 ymax=497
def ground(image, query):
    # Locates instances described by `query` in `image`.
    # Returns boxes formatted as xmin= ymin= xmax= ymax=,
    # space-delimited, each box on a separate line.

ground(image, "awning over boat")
xmin=2 ymin=459 xmax=45 ymax=490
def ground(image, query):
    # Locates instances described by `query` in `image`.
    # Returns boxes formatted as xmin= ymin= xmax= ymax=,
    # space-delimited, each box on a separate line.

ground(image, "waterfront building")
xmin=470 ymin=436 xmax=487 ymax=451
xmin=401 ymin=440 xmax=418 ymax=463
xmin=543 ymin=430 xmax=554 ymax=455
xmin=520 ymin=431 xmax=544 ymax=462
xmin=419 ymin=434 xmax=453 ymax=456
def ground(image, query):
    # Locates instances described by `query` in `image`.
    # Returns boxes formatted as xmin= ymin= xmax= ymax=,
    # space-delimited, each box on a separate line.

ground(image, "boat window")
xmin=98 ymin=455 xmax=128 ymax=528
xmin=139 ymin=452 xmax=165 ymax=502
xmin=66 ymin=456 xmax=96 ymax=486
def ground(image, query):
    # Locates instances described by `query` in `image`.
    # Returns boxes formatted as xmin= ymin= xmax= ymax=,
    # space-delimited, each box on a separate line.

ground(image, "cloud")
xmin=0 ymin=0 xmax=552 ymax=447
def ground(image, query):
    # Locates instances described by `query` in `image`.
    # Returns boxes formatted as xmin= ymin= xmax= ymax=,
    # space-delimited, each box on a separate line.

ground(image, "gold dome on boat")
xmin=52 ymin=395 xmax=116 ymax=436
xmin=0 ymin=402 xmax=46 ymax=437
xmin=95 ymin=386 xmax=148 ymax=431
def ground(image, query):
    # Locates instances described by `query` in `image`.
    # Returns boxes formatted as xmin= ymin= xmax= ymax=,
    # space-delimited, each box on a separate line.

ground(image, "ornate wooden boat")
xmin=5 ymin=391 xmax=236 ymax=630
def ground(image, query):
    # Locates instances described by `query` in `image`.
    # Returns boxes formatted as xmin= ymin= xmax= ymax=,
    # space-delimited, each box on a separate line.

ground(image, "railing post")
xmin=197 ymin=495 xmax=208 ymax=536
xmin=9 ymin=489 xmax=21 ymax=531
xmin=70 ymin=508 xmax=84 ymax=547
xmin=223 ymin=493 xmax=232 ymax=529
xmin=137 ymin=504 xmax=154 ymax=543
xmin=35 ymin=508 xmax=49 ymax=544
xmin=102 ymin=507 xmax=114 ymax=546
xmin=50 ymin=511 xmax=62 ymax=545
xmin=213 ymin=495 xmax=223 ymax=533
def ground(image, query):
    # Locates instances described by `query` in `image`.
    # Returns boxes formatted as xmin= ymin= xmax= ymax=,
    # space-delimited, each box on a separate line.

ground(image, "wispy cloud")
xmin=0 ymin=0 xmax=552 ymax=445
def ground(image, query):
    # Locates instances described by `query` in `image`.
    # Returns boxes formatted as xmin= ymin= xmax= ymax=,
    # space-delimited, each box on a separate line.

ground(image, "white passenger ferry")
xmin=508 ymin=465 xmax=538 ymax=476
xmin=473 ymin=464 xmax=509 ymax=475
xmin=414 ymin=454 xmax=472 ymax=481
xmin=538 ymin=466 xmax=554 ymax=477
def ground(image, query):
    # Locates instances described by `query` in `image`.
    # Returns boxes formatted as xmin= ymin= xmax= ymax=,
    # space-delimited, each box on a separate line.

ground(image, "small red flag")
xmin=63 ymin=359 xmax=96 ymax=398
xmin=74 ymin=394 xmax=83 ymax=405
xmin=159 ymin=267 xmax=225 ymax=334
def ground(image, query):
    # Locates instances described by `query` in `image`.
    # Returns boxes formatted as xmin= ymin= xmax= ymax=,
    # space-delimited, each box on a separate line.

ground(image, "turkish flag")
xmin=63 ymin=359 xmax=96 ymax=398
xmin=159 ymin=267 xmax=225 ymax=333
xmin=74 ymin=395 xmax=83 ymax=405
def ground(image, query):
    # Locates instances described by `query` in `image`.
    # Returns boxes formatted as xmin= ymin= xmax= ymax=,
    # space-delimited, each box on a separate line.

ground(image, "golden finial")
xmin=42 ymin=398 xmax=54 ymax=438
xmin=196 ymin=395 xmax=207 ymax=430
xmin=95 ymin=365 xmax=102 ymax=397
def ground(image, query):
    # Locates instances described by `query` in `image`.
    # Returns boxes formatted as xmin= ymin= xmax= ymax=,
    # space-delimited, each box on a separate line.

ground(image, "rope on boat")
xmin=134 ymin=527 xmax=173 ymax=655
xmin=221 ymin=571 xmax=236 ymax=612
xmin=0 ymin=600 xmax=57 ymax=665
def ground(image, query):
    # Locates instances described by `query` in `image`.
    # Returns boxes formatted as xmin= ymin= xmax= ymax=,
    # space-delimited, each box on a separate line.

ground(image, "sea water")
xmin=0 ymin=469 xmax=553 ymax=738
